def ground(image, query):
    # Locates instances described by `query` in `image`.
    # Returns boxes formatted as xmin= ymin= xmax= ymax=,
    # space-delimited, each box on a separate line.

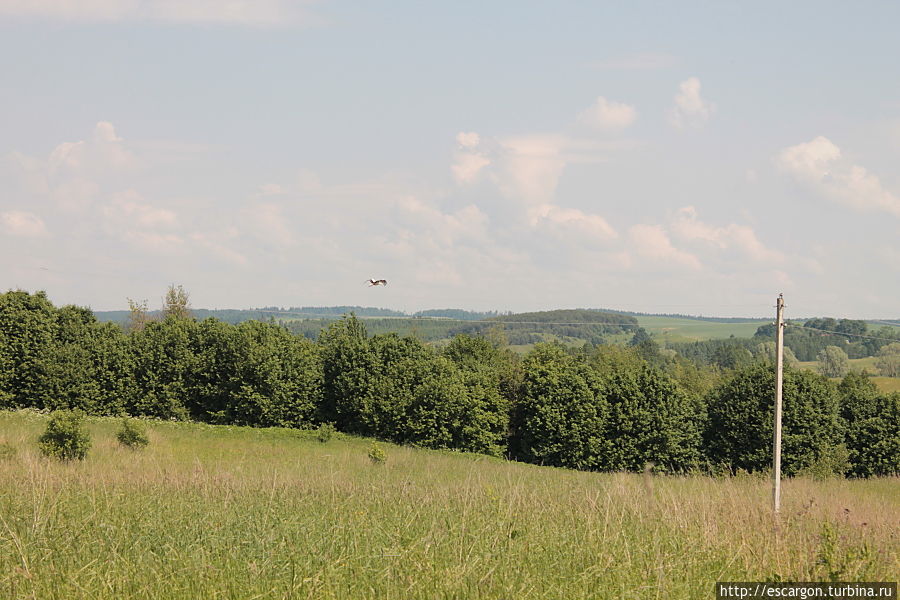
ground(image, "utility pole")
xmin=773 ymin=294 xmax=785 ymax=514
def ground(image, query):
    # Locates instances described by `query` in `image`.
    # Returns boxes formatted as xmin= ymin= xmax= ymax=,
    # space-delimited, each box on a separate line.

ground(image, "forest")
xmin=2 ymin=289 xmax=897 ymax=477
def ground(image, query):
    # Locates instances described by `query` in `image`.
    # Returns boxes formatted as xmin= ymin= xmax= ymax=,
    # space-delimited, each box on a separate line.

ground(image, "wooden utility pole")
xmin=773 ymin=294 xmax=785 ymax=514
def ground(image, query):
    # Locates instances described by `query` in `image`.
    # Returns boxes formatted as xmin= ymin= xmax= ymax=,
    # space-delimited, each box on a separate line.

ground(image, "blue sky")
xmin=1 ymin=1 xmax=899 ymax=318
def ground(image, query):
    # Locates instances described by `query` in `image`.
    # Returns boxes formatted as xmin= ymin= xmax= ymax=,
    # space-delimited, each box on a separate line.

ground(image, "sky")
xmin=1 ymin=1 xmax=899 ymax=318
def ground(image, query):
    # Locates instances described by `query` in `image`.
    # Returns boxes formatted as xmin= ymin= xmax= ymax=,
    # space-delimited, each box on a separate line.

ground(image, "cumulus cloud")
xmin=667 ymin=77 xmax=715 ymax=129
xmin=527 ymin=203 xmax=617 ymax=242
xmin=47 ymin=121 xmax=137 ymax=179
xmin=670 ymin=206 xmax=782 ymax=262
xmin=629 ymin=224 xmax=701 ymax=270
xmin=0 ymin=210 xmax=48 ymax=237
xmin=451 ymin=131 xmax=491 ymax=184
xmin=493 ymin=135 xmax=568 ymax=204
xmin=104 ymin=189 xmax=178 ymax=228
xmin=577 ymin=96 xmax=637 ymax=131
xmin=776 ymin=136 xmax=900 ymax=217
xmin=190 ymin=229 xmax=248 ymax=266
xmin=0 ymin=0 xmax=317 ymax=27
xmin=452 ymin=151 xmax=491 ymax=184
xmin=456 ymin=132 xmax=481 ymax=148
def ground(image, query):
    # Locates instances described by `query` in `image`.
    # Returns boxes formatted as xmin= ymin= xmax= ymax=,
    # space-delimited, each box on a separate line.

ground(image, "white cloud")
xmin=104 ymin=189 xmax=178 ymax=228
xmin=667 ymin=77 xmax=715 ymax=129
xmin=527 ymin=203 xmax=617 ymax=242
xmin=776 ymin=136 xmax=900 ymax=217
xmin=0 ymin=210 xmax=48 ymax=237
xmin=48 ymin=121 xmax=137 ymax=178
xmin=629 ymin=224 xmax=701 ymax=270
xmin=670 ymin=206 xmax=782 ymax=262
xmin=451 ymin=131 xmax=491 ymax=184
xmin=577 ymin=96 xmax=637 ymax=131
xmin=456 ymin=132 xmax=481 ymax=149
xmin=452 ymin=151 xmax=491 ymax=184
xmin=0 ymin=0 xmax=317 ymax=27
xmin=493 ymin=134 xmax=568 ymax=204
xmin=245 ymin=202 xmax=295 ymax=247
xmin=190 ymin=229 xmax=248 ymax=265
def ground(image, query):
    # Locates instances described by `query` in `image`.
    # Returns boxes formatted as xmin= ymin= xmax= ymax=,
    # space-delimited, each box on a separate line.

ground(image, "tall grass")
xmin=0 ymin=410 xmax=896 ymax=599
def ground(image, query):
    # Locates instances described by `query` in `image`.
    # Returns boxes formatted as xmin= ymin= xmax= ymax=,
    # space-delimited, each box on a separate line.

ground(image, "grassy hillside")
xmin=794 ymin=358 xmax=900 ymax=394
xmin=1 ymin=411 xmax=897 ymax=599
xmin=636 ymin=315 xmax=768 ymax=342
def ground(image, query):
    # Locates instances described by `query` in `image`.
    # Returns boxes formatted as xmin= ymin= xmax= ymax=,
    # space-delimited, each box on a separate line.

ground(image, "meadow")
xmin=795 ymin=357 xmax=900 ymax=393
xmin=1 ymin=410 xmax=897 ymax=600
xmin=634 ymin=316 xmax=768 ymax=342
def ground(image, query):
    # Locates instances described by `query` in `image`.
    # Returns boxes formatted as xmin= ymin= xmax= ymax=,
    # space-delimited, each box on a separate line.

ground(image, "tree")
xmin=755 ymin=341 xmax=799 ymax=368
xmin=126 ymin=318 xmax=196 ymax=419
xmin=817 ymin=345 xmax=849 ymax=378
xmin=511 ymin=344 xmax=609 ymax=470
xmin=0 ymin=290 xmax=58 ymax=409
xmin=875 ymin=342 xmax=900 ymax=377
xmin=162 ymin=285 xmax=192 ymax=321
xmin=599 ymin=366 xmax=702 ymax=472
xmin=704 ymin=364 xmax=843 ymax=475
xmin=126 ymin=298 xmax=151 ymax=332
xmin=188 ymin=319 xmax=323 ymax=427
xmin=845 ymin=392 xmax=900 ymax=477
xmin=318 ymin=314 xmax=377 ymax=431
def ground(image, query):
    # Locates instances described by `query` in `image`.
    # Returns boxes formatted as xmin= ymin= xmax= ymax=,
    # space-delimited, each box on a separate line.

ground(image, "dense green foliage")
xmin=837 ymin=373 xmax=900 ymax=477
xmin=1 ymin=290 xmax=897 ymax=477
xmin=38 ymin=409 xmax=92 ymax=460
xmin=116 ymin=418 xmax=150 ymax=449
xmin=754 ymin=319 xmax=900 ymax=362
xmin=704 ymin=365 xmax=844 ymax=476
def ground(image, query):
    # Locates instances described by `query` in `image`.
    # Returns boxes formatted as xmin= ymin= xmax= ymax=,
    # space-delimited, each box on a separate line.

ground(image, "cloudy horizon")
xmin=2 ymin=1 xmax=899 ymax=319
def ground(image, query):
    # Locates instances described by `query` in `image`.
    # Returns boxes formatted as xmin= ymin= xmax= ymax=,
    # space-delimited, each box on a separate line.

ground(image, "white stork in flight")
xmin=366 ymin=278 xmax=388 ymax=287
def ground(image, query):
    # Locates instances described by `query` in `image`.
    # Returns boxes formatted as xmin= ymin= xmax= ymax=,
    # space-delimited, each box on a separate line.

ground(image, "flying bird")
xmin=366 ymin=278 xmax=388 ymax=287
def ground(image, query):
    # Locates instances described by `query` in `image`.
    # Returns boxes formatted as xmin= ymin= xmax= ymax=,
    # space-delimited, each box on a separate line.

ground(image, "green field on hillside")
xmin=1 ymin=411 xmax=897 ymax=599
xmin=636 ymin=316 xmax=768 ymax=342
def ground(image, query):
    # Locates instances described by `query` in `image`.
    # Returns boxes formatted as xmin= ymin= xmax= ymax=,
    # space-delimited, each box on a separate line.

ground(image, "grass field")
xmin=794 ymin=358 xmax=900 ymax=393
xmin=1 ymin=410 xmax=897 ymax=599
xmin=636 ymin=316 xmax=768 ymax=342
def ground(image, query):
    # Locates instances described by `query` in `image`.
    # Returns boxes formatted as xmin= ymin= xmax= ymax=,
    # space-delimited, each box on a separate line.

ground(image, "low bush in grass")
xmin=368 ymin=442 xmax=386 ymax=464
xmin=316 ymin=422 xmax=336 ymax=443
xmin=117 ymin=418 xmax=150 ymax=450
xmin=0 ymin=441 xmax=16 ymax=460
xmin=38 ymin=410 xmax=92 ymax=460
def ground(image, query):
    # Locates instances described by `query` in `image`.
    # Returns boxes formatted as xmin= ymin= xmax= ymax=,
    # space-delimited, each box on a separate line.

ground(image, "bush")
xmin=797 ymin=444 xmax=850 ymax=479
xmin=0 ymin=441 xmax=16 ymax=460
xmin=38 ymin=410 xmax=92 ymax=460
xmin=116 ymin=418 xmax=150 ymax=449
xmin=316 ymin=422 xmax=336 ymax=443
xmin=368 ymin=442 xmax=386 ymax=464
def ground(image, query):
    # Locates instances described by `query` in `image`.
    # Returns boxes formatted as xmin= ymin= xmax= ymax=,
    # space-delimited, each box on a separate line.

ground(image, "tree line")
xmin=1 ymin=290 xmax=897 ymax=477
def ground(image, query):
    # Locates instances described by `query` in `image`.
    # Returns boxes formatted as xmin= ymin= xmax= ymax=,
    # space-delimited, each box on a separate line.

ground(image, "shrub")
xmin=38 ymin=410 xmax=92 ymax=460
xmin=116 ymin=418 xmax=150 ymax=450
xmin=316 ymin=422 xmax=336 ymax=443
xmin=368 ymin=442 xmax=386 ymax=464
xmin=0 ymin=441 xmax=16 ymax=460
xmin=797 ymin=444 xmax=850 ymax=479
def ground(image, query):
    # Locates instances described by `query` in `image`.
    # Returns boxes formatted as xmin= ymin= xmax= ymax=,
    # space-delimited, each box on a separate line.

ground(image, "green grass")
xmin=868 ymin=377 xmax=900 ymax=393
xmin=636 ymin=316 xmax=767 ymax=342
xmin=794 ymin=358 xmax=900 ymax=394
xmin=1 ymin=410 xmax=897 ymax=599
